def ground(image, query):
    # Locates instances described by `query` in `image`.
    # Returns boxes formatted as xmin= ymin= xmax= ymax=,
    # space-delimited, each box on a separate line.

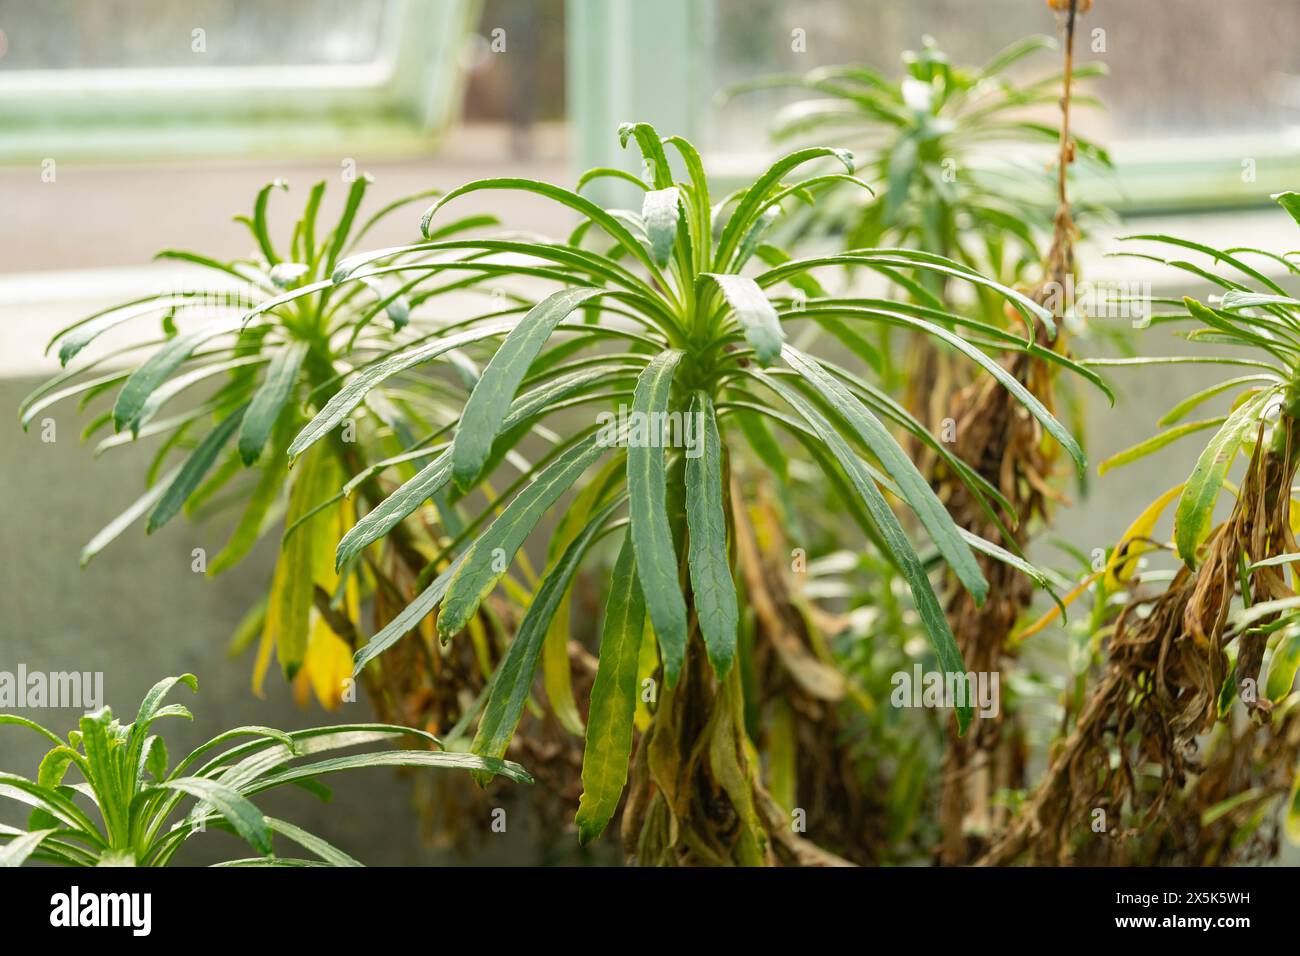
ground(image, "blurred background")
xmin=2 ymin=0 xmax=1300 ymax=864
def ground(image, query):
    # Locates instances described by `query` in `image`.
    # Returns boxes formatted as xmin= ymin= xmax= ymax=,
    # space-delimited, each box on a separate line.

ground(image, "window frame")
xmin=0 ymin=0 xmax=479 ymax=163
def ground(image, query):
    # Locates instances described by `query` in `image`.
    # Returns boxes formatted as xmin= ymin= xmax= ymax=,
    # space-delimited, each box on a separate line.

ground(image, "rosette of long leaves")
xmin=724 ymin=35 xmax=1110 ymax=311
xmin=278 ymin=124 xmax=1096 ymax=854
xmin=19 ymin=178 xmax=501 ymax=700
xmin=0 ymin=674 xmax=530 ymax=867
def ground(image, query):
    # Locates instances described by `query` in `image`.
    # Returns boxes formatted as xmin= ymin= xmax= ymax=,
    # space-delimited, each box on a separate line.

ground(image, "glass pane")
xmin=0 ymin=0 xmax=393 ymax=71
xmin=709 ymin=0 xmax=1300 ymax=149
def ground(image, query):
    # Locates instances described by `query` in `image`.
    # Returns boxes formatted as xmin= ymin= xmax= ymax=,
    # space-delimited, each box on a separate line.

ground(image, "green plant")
xmin=983 ymin=191 xmax=1300 ymax=864
xmin=265 ymin=124 xmax=1100 ymax=862
xmin=723 ymin=6 xmax=1109 ymax=866
xmin=0 ymin=674 xmax=530 ymax=867
xmin=20 ymin=178 xmax=508 ymax=707
xmin=724 ymin=34 xmax=1110 ymax=312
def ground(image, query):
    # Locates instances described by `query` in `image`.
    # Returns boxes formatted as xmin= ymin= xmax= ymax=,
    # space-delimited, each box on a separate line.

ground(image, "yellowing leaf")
xmin=293 ymin=613 xmax=355 ymax=710
xmin=1016 ymin=483 xmax=1186 ymax=645
xmin=1105 ymin=482 xmax=1184 ymax=590
xmin=257 ymin=444 xmax=355 ymax=687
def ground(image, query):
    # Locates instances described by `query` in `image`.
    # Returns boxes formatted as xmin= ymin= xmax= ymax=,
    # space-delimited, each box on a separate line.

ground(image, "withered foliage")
xmin=927 ymin=0 xmax=1087 ymax=864
xmin=982 ymin=420 xmax=1300 ymax=864
xmin=734 ymin=485 xmax=894 ymax=864
xmin=1131 ymin=705 xmax=1300 ymax=866
xmin=363 ymin=542 xmax=604 ymax=858
xmin=931 ymin=286 xmax=1062 ymax=863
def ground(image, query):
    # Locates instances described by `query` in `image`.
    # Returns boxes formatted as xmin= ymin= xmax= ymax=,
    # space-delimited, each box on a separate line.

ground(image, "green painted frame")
xmin=565 ymin=0 xmax=713 ymax=204
xmin=0 ymin=0 xmax=480 ymax=164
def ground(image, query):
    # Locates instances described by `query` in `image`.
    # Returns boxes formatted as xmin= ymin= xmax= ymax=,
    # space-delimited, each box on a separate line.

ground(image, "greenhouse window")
xmin=0 ymin=0 xmax=478 ymax=162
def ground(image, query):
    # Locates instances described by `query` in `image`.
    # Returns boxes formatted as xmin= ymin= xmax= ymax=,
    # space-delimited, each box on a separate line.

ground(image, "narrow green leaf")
xmin=641 ymin=187 xmax=681 ymax=267
xmin=79 ymin=465 xmax=181 ymax=567
xmin=716 ymin=146 xmax=854 ymax=268
xmin=439 ymin=433 xmax=608 ymax=639
xmin=55 ymin=298 xmax=184 ymax=367
xmin=1158 ymin=375 xmax=1278 ymax=426
xmin=0 ymin=828 xmax=57 ymax=867
xmin=246 ymin=179 xmax=288 ymax=266
xmin=211 ymin=414 xmax=296 ymax=575
xmin=618 ymin=121 xmax=674 ymax=188
xmin=1247 ymin=552 xmax=1300 ymax=571
xmin=212 ymin=857 xmax=327 ymax=867
xmin=323 ymin=173 xmax=372 ymax=277
xmin=452 ymin=288 xmax=606 ymax=489
xmin=816 ymin=315 xmax=883 ymax=374
xmin=271 ymin=444 xmax=341 ymax=676
xmin=576 ymin=166 xmax=649 ymax=193
xmin=542 ymin=462 xmax=624 ymax=735
xmin=664 ymin=135 xmax=712 ymax=269
xmin=798 ymin=303 xmax=1085 ymax=474
xmin=264 ymin=817 xmax=361 ymax=867
xmin=576 ymin=532 xmax=645 ymax=845
xmin=147 ymin=404 xmax=248 ymax=534
xmin=159 ymin=777 xmax=272 ymax=855
xmin=685 ymin=391 xmax=738 ymax=677
xmin=135 ymin=673 xmax=199 ymax=729
xmin=288 ymin=321 xmax=512 ymax=464
xmin=335 ymin=367 xmax=613 ymax=570
xmin=420 ymin=177 xmax=660 ymax=276
xmin=1273 ymin=191 xmax=1300 ymax=229
xmin=472 ymin=499 xmax=621 ymax=768
xmin=699 ymin=273 xmax=783 ymax=366
xmin=760 ymin=372 xmax=971 ymax=732
xmin=352 ymin=553 xmax=466 ymax=673
xmin=359 ymin=275 xmax=411 ymax=331
xmin=784 ymin=345 xmax=987 ymax=604
xmin=0 ymin=715 xmax=64 ymax=748
xmin=1099 ymin=417 xmax=1227 ymax=476
xmin=104 ymin=355 xmax=264 ymax=439
xmin=1230 ymin=596 xmax=1300 ymax=631
xmin=1266 ymin=628 xmax=1300 ymax=702
xmin=0 ymin=773 xmax=102 ymax=838
xmin=37 ymin=748 xmax=79 ymax=788
xmin=143 ymin=736 xmax=169 ymax=780
xmin=21 ymin=366 xmax=131 ymax=430
xmin=238 ymin=342 xmax=307 ymax=465
xmin=244 ymin=749 xmax=533 ymax=791
xmin=979 ymin=34 xmax=1056 ymax=78
xmin=627 ymin=351 xmax=689 ymax=686
xmin=733 ymin=408 xmax=788 ymax=482
xmin=1174 ymin=390 xmax=1271 ymax=568
xmin=113 ymin=317 xmax=244 ymax=432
